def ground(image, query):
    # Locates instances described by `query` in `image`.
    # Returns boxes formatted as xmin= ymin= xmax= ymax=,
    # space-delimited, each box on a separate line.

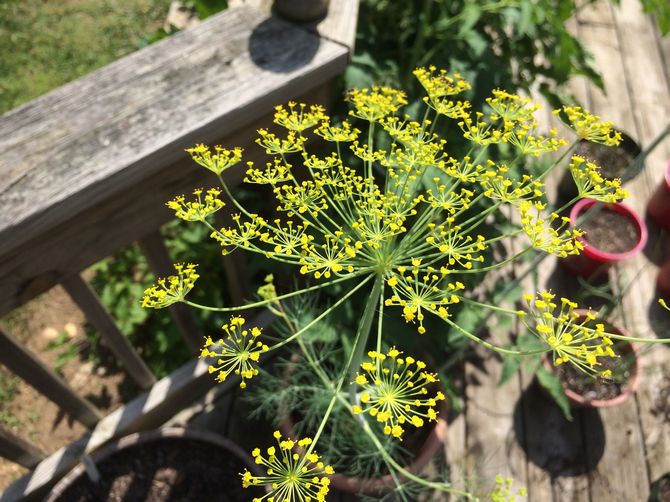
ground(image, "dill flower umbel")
xmin=141 ymin=263 xmax=199 ymax=309
xmin=352 ymin=347 xmax=446 ymax=439
xmin=568 ymin=155 xmax=628 ymax=202
xmin=167 ymin=188 xmax=225 ymax=221
xmin=555 ymin=106 xmax=622 ymax=146
xmin=241 ymin=431 xmax=334 ymax=502
xmin=201 ymin=316 xmax=268 ymax=388
xmin=522 ymin=292 xmax=617 ymax=376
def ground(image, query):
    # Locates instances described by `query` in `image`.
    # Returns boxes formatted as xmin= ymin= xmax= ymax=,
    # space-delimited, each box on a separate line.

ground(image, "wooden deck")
xmin=443 ymin=1 xmax=670 ymax=500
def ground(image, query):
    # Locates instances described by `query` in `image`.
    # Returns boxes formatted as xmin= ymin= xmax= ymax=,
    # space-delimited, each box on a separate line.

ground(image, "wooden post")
xmin=61 ymin=274 xmax=156 ymax=390
xmin=0 ymin=426 xmax=45 ymax=468
xmin=0 ymin=330 xmax=101 ymax=428
xmin=138 ymin=231 xmax=203 ymax=352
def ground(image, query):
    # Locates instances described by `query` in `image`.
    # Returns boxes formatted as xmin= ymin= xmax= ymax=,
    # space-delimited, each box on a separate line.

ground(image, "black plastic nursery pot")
xmin=47 ymin=428 xmax=267 ymax=502
xmin=647 ymin=159 xmax=670 ymax=231
xmin=561 ymin=198 xmax=648 ymax=278
xmin=274 ymin=0 xmax=330 ymax=22
xmin=558 ymin=131 xmax=643 ymax=200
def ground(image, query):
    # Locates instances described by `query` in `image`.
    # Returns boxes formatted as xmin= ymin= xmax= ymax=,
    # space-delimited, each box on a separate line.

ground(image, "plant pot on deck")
xmin=274 ymin=0 xmax=330 ymax=22
xmin=647 ymin=159 xmax=670 ymax=231
xmin=561 ymin=198 xmax=648 ymax=278
xmin=47 ymin=427 xmax=267 ymax=501
xmin=542 ymin=313 xmax=640 ymax=408
xmin=658 ymin=259 xmax=670 ymax=299
xmin=558 ymin=131 xmax=643 ymax=200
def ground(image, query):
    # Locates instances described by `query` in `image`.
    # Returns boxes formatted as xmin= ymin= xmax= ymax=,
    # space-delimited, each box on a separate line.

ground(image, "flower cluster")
xmin=555 ymin=106 xmax=622 ymax=146
xmin=184 ymin=144 xmax=243 ymax=175
xmin=352 ymin=347 xmax=446 ymax=439
xmin=241 ymin=431 xmax=334 ymax=502
xmin=568 ymin=155 xmax=628 ymax=202
xmin=200 ymin=316 xmax=268 ymax=388
xmin=522 ymin=292 xmax=617 ymax=376
xmin=141 ymin=263 xmax=198 ymax=308
xmin=140 ymin=67 xmax=635 ymax=500
xmin=167 ymin=188 xmax=225 ymax=221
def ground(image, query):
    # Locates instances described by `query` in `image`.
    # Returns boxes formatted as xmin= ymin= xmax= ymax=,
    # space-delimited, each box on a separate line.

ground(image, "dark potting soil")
xmin=53 ymin=437 xmax=265 ymax=502
xmin=579 ymin=208 xmax=639 ymax=254
xmin=574 ymin=141 xmax=636 ymax=180
xmin=556 ymin=343 xmax=634 ymax=401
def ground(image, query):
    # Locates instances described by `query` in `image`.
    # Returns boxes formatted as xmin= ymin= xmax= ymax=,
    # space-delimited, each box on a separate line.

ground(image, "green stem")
xmin=184 ymin=273 xmax=366 ymax=312
xmin=444 ymin=317 xmax=549 ymax=356
xmin=270 ymin=275 xmax=374 ymax=351
xmin=348 ymin=275 xmax=384 ymax=404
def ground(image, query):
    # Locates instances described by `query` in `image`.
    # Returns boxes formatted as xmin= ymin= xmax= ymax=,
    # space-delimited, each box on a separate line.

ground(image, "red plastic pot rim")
xmin=665 ymin=159 xmax=670 ymax=191
xmin=570 ymin=198 xmax=648 ymax=262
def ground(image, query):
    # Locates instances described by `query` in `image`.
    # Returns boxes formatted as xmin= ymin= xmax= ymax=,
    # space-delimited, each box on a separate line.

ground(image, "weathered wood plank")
xmin=608 ymin=0 xmax=670 ymax=488
xmin=0 ymin=330 xmax=101 ymax=428
xmin=0 ymin=427 xmax=45 ymax=469
xmin=463 ymin=227 xmax=527 ymax=498
xmin=61 ymin=274 xmax=156 ymax=389
xmin=0 ymin=5 xmax=350 ymax=317
xmin=138 ymin=231 xmax=203 ymax=352
xmin=0 ymin=309 xmax=275 ymax=502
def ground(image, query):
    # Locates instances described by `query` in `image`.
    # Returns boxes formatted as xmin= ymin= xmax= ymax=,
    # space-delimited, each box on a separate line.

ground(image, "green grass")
xmin=0 ymin=0 xmax=173 ymax=115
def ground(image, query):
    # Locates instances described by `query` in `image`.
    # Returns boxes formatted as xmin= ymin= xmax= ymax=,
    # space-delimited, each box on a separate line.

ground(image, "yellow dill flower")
xmin=241 ymin=431 xmax=334 ymax=502
xmin=210 ymin=214 xmax=269 ymax=255
xmin=274 ymin=181 xmax=329 ymax=217
xmin=424 ymin=224 xmax=487 ymax=269
xmin=185 ymin=144 xmax=243 ymax=175
xmin=506 ymin=121 xmax=567 ymax=156
xmin=346 ymin=86 xmax=407 ymax=122
xmin=299 ymin=233 xmax=356 ymax=279
xmin=458 ymin=111 xmax=507 ymax=146
xmin=555 ymin=106 xmax=622 ymax=146
xmin=660 ymin=299 xmax=670 ymax=311
xmin=274 ymin=102 xmax=326 ymax=132
xmin=486 ymin=89 xmax=538 ymax=123
xmin=262 ymin=220 xmax=314 ymax=257
xmin=568 ymin=155 xmax=628 ymax=203
xmin=141 ymin=263 xmax=199 ymax=309
xmin=489 ymin=474 xmax=528 ymax=502
xmin=413 ymin=67 xmax=471 ymax=118
xmin=522 ymin=292 xmax=618 ymax=377
xmin=245 ymin=159 xmax=292 ymax=185
xmin=314 ymin=119 xmax=360 ymax=142
xmin=519 ymin=201 xmax=584 ymax=257
xmin=166 ymin=188 xmax=225 ymax=221
xmin=256 ymin=129 xmax=306 ymax=155
xmin=478 ymin=165 xmax=544 ymax=205
xmin=352 ymin=347 xmax=446 ymax=439
xmin=201 ymin=315 xmax=268 ymax=388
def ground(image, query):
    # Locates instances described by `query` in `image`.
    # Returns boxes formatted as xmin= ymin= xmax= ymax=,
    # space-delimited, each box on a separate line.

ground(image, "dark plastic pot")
xmin=647 ymin=159 xmax=670 ymax=231
xmin=542 ymin=311 xmax=640 ymax=408
xmin=561 ymin=199 xmax=648 ymax=278
xmin=47 ymin=428 xmax=266 ymax=501
xmin=658 ymin=259 xmax=670 ymax=298
xmin=274 ymin=0 xmax=330 ymax=22
xmin=558 ymin=131 xmax=643 ymax=200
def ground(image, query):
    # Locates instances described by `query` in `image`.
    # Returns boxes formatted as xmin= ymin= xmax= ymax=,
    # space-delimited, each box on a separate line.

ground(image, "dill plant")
xmin=141 ymin=67 xmax=665 ymax=500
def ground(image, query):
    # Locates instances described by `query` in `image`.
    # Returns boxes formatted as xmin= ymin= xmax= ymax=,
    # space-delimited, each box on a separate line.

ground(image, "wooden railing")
xmin=0 ymin=1 xmax=358 ymax=499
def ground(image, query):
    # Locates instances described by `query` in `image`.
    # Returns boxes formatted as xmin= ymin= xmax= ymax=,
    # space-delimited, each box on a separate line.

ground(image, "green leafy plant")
xmin=138 ymin=68 xmax=670 ymax=500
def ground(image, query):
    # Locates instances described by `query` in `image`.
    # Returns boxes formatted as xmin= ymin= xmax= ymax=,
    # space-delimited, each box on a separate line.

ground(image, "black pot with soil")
xmin=559 ymin=131 xmax=643 ymax=200
xmin=47 ymin=428 xmax=267 ymax=502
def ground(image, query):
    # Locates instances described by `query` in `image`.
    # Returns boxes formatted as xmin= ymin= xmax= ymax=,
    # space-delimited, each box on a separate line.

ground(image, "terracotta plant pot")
xmin=561 ymin=198 xmax=648 ymax=278
xmin=658 ymin=259 xmax=670 ymax=298
xmin=274 ymin=0 xmax=330 ymax=22
xmin=542 ymin=312 xmax=640 ymax=408
xmin=281 ymin=401 xmax=448 ymax=495
xmin=647 ymin=159 xmax=670 ymax=231
xmin=558 ymin=131 xmax=643 ymax=200
xmin=47 ymin=428 xmax=267 ymax=501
